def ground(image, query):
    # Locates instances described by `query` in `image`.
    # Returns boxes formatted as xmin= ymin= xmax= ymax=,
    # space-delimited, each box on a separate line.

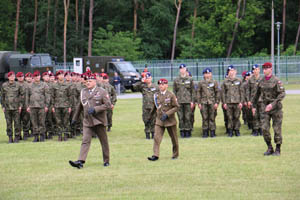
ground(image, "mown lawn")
xmin=0 ymin=95 xmax=299 ymax=200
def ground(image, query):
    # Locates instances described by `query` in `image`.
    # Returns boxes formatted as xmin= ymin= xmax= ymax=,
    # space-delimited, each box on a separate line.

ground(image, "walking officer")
xmin=252 ymin=62 xmax=285 ymax=156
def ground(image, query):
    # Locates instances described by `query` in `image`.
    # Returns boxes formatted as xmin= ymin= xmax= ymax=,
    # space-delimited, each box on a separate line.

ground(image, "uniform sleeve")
xmin=68 ymin=85 xmax=73 ymax=108
xmin=196 ymin=82 xmax=201 ymax=104
xmin=25 ymin=87 xmax=30 ymax=108
xmin=94 ymin=91 xmax=112 ymax=113
xmin=44 ymin=84 xmax=50 ymax=107
xmin=0 ymin=85 xmax=5 ymax=108
xmin=271 ymin=80 xmax=285 ymax=108
xmin=165 ymin=94 xmax=179 ymax=116
xmin=214 ymin=81 xmax=220 ymax=104
xmin=19 ymin=84 xmax=24 ymax=108
xmin=110 ymin=86 xmax=117 ymax=105
xmin=251 ymin=81 xmax=261 ymax=109
xmin=132 ymin=81 xmax=142 ymax=92
xmin=220 ymin=82 xmax=225 ymax=104
xmin=239 ymin=80 xmax=244 ymax=103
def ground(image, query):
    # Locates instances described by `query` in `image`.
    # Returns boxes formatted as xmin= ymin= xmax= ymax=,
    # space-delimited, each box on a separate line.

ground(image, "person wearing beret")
xmin=69 ymin=74 xmax=112 ymax=168
xmin=252 ymin=62 xmax=285 ymax=156
xmin=196 ymin=68 xmax=220 ymax=138
xmin=241 ymin=71 xmax=253 ymax=134
xmin=1 ymin=71 xmax=23 ymax=143
xmin=148 ymin=78 xmax=179 ymax=161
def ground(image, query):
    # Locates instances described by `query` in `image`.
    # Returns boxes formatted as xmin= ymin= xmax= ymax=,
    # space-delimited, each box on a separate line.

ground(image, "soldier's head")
xmin=245 ymin=71 xmax=252 ymax=81
xmin=33 ymin=71 xmax=41 ymax=82
xmin=179 ymin=64 xmax=187 ymax=76
xmin=102 ymin=74 xmax=109 ymax=83
xmin=65 ymin=71 xmax=71 ymax=81
xmin=86 ymin=74 xmax=97 ymax=89
xmin=42 ymin=72 xmax=50 ymax=82
xmin=227 ymin=65 xmax=236 ymax=79
xmin=144 ymin=72 xmax=152 ymax=84
xmin=56 ymin=70 xmax=65 ymax=81
xmin=49 ymin=72 xmax=55 ymax=82
xmin=203 ymin=68 xmax=212 ymax=80
xmin=16 ymin=72 xmax=24 ymax=82
xmin=7 ymin=71 xmax=15 ymax=82
xmin=25 ymin=72 xmax=32 ymax=83
xmin=252 ymin=64 xmax=260 ymax=76
xmin=158 ymin=78 xmax=168 ymax=92
xmin=71 ymin=72 xmax=77 ymax=82
xmin=262 ymin=62 xmax=272 ymax=77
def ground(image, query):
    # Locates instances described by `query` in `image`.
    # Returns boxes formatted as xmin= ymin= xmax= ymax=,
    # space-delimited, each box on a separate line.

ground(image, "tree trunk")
xmin=63 ymin=0 xmax=70 ymax=68
xmin=45 ymin=0 xmax=51 ymax=46
xmin=53 ymin=0 xmax=58 ymax=49
xmin=191 ymin=0 xmax=198 ymax=40
xmin=88 ymin=0 xmax=94 ymax=56
xmin=294 ymin=0 xmax=300 ymax=55
xmin=80 ymin=0 xmax=86 ymax=56
xmin=14 ymin=0 xmax=21 ymax=51
xmin=133 ymin=0 xmax=138 ymax=37
xmin=281 ymin=0 xmax=286 ymax=50
xmin=171 ymin=0 xmax=182 ymax=62
xmin=75 ymin=0 xmax=79 ymax=53
xmin=226 ymin=0 xmax=246 ymax=58
xmin=32 ymin=0 xmax=38 ymax=53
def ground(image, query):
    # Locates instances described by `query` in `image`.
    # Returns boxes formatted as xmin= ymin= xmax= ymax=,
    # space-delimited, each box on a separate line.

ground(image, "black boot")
xmin=64 ymin=133 xmax=69 ymax=141
xmin=14 ymin=135 xmax=20 ymax=143
xmin=23 ymin=133 xmax=29 ymax=141
xmin=264 ymin=142 xmax=274 ymax=156
xmin=107 ymin=126 xmax=111 ymax=132
xmin=69 ymin=160 xmax=85 ymax=169
xmin=145 ymin=132 xmax=150 ymax=140
xmin=40 ymin=134 xmax=45 ymax=142
xmin=48 ymin=132 xmax=53 ymax=140
xmin=186 ymin=130 xmax=191 ymax=138
xmin=147 ymin=155 xmax=159 ymax=161
xmin=252 ymin=129 xmax=258 ymax=136
xmin=202 ymin=130 xmax=208 ymax=138
xmin=248 ymin=123 xmax=253 ymax=130
xmin=32 ymin=135 xmax=39 ymax=142
xmin=273 ymin=144 xmax=281 ymax=156
xmin=180 ymin=130 xmax=185 ymax=138
xmin=259 ymin=128 xmax=263 ymax=136
xmin=228 ymin=129 xmax=233 ymax=137
xmin=210 ymin=130 xmax=216 ymax=138
xmin=235 ymin=130 xmax=241 ymax=137
xmin=151 ymin=132 xmax=155 ymax=139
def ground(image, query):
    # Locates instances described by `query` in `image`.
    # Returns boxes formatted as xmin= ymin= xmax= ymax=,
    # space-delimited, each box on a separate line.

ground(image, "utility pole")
xmin=275 ymin=22 xmax=282 ymax=76
xmin=271 ymin=0 xmax=275 ymax=66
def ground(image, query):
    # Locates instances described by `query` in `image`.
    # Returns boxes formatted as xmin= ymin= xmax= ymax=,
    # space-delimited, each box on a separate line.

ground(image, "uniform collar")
xmin=161 ymin=90 xmax=167 ymax=95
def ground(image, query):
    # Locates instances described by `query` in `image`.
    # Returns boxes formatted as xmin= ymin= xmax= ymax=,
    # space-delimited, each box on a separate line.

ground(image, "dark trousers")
xmin=200 ymin=104 xmax=217 ymax=131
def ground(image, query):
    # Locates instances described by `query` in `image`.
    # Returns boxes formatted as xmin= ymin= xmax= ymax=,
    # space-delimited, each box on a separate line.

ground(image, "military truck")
xmin=0 ymin=51 xmax=55 ymax=88
xmin=73 ymin=56 xmax=141 ymax=92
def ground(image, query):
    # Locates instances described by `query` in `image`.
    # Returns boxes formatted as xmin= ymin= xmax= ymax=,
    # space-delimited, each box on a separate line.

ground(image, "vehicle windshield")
xmin=41 ymin=56 xmax=52 ymax=66
xmin=30 ymin=56 xmax=41 ymax=67
xmin=115 ymin=62 xmax=136 ymax=72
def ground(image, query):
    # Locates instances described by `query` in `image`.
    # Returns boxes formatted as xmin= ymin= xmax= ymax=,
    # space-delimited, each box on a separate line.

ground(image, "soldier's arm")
xmin=25 ymin=87 xmax=30 ymax=108
xmin=239 ymin=80 xmax=245 ymax=103
xmin=196 ymin=82 xmax=201 ymax=104
xmin=132 ymin=81 xmax=143 ymax=92
xmin=215 ymin=81 xmax=220 ymax=104
xmin=165 ymin=94 xmax=179 ymax=116
xmin=44 ymin=85 xmax=50 ymax=108
xmin=251 ymin=82 xmax=261 ymax=108
xmin=68 ymin=85 xmax=74 ymax=108
xmin=271 ymin=80 xmax=285 ymax=108
xmin=0 ymin=86 xmax=4 ymax=108
xmin=72 ymin=101 xmax=83 ymax=122
xmin=19 ymin=84 xmax=24 ymax=108
xmin=111 ymin=86 xmax=117 ymax=105
xmin=94 ymin=91 xmax=112 ymax=113
xmin=220 ymin=82 xmax=225 ymax=104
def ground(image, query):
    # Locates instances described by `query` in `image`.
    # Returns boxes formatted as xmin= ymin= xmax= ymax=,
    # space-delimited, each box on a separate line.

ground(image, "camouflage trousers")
xmin=107 ymin=109 xmax=113 ymax=127
xmin=222 ymin=105 xmax=228 ymax=129
xmin=19 ymin=108 xmax=31 ymax=135
xmin=261 ymin=109 xmax=283 ymax=144
xmin=200 ymin=104 xmax=217 ymax=131
xmin=177 ymin=103 xmax=193 ymax=130
xmin=30 ymin=108 xmax=46 ymax=136
xmin=226 ymin=103 xmax=241 ymax=130
xmin=54 ymin=108 xmax=70 ymax=135
xmin=142 ymin=108 xmax=156 ymax=133
xmin=4 ymin=109 xmax=21 ymax=136
xmin=45 ymin=106 xmax=55 ymax=134
xmin=252 ymin=103 xmax=264 ymax=130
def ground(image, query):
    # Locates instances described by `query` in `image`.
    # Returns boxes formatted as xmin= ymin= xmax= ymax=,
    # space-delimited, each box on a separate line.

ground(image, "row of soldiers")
xmin=0 ymin=70 xmax=117 ymax=143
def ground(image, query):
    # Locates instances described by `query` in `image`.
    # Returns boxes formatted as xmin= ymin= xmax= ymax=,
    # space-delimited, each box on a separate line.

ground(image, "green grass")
xmin=0 ymin=95 xmax=300 ymax=200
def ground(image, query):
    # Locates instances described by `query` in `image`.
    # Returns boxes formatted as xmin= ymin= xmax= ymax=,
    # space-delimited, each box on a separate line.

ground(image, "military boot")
xmin=107 ymin=126 xmax=111 ymax=132
xmin=58 ymin=134 xmax=63 ymax=141
xmin=180 ymin=130 xmax=185 ymax=138
xmin=23 ymin=133 xmax=29 ymax=141
xmin=235 ymin=130 xmax=241 ymax=137
xmin=145 ymin=132 xmax=150 ymax=140
xmin=202 ymin=130 xmax=208 ymax=138
xmin=252 ymin=129 xmax=258 ymax=136
xmin=40 ymin=134 xmax=45 ymax=142
xmin=186 ymin=130 xmax=191 ymax=138
xmin=259 ymin=128 xmax=263 ymax=136
xmin=69 ymin=160 xmax=85 ymax=169
xmin=8 ymin=136 xmax=13 ymax=143
xmin=14 ymin=135 xmax=20 ymax=143
xmin=64 ymin=133 xmax=69 ymax=141
xmin=48 ymin=132 xmax=53 ymax=140
xmin=273 ymin=144 xmax=281 ymax=156
xmin=264 ymin=142 xmax=274 ymax=156
xmin=32 ymin=135 xmax=39 ymax=142
xmin=228 ymin=129 xmax=233 ymax=137
xmin=151 ymin=132 xmax=155 ymax=139
xmin=210 ymin=130 xmax=216 ymax=138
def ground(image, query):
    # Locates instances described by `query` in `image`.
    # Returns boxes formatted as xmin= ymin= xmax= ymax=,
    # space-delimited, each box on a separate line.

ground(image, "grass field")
xmin=0 ymin=94 xmax=300 ymax=200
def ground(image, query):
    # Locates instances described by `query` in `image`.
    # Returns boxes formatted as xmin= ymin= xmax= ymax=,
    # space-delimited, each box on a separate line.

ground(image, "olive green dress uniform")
xmin=102 ymin=82 xmax=117 ymax=131
xmin=26 ymin=81 xmax=50 ymax=141
xmin=1 ymin=81 xmax=23 ymax=142
xmin=173 ymin=75 xmax=195 ymax=136
xmin=72 ymin=86 xmax=111 ymax=163
xmin=196 ymin=79 xmax=220 ymax=136
xmin=153 ymin=90 xmax=179 ymax=158
xmin=221 ymin=77 xmax=244 ymax=135
xmin=133 ymin=81 xmax=159 ymax=139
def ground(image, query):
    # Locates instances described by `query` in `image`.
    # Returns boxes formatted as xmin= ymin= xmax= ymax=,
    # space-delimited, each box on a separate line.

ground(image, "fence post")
xmin=196 ymin=62 xmax=199 ymax=81
xmin=222 ymin=62 xmax=224 ymax=81
xmin=285 ymin=56 xmax=288 ymax=82
xmin=171 ymin=62 xmax=173 ymax=81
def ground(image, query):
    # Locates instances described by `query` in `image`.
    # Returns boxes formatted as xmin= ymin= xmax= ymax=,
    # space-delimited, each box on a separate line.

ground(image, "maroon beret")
xmin=158 ymin=78 xmax=168 ymax=84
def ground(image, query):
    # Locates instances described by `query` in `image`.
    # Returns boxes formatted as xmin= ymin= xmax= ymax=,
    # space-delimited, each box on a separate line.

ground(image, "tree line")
xmin=1 ymin=0 xmax=300 ymax=62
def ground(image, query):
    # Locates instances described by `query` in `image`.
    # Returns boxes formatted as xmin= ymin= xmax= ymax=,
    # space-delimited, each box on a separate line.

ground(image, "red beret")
xmin=16 ymin=72 xmax=24 ymax=77
xmin=71 ymin=72 xmax=76 ymax=76
xmin=7 ymin=71 xmax=15 ymax=77
xmin=86 ymin=73 xmax=96 ymax=80
xmin=102 ymin=74 xmax=108 ymax=79
xmin=242 ymin=71 xmax=247 ymax=77
xmin=158 ymin=78 xmax=168 ymax=84
xmin=262 ymin=62 xmax=272 ymax=68
xmin=100 ymin=73 xmax=107 ymax=77
xmin=25 ymin=72 xmax=32 ymax=77
xmin=42 ymin=72 xmax=49 ymax=77
xmin=49 ymin=72 xmax=54 ymax=77
xmin=33 ymin=70 xmax=40 ymax=77
xmin=64 ymin=71 xmax=71 ymax=76
xmin=56 ymin=70 xmax=64 ymax=76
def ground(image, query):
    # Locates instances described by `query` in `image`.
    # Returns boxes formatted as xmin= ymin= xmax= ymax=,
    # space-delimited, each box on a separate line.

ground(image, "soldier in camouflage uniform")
xmin=51 ymin=70 xmax=73 ymax=141
xmin=252 ymin=62 xmax=285 ymax=156
xmin=196 ymin=68 xmax=220 ymax=138
xmin=42 ymin=72 xmax=53 ymax=139
xmin=1 ymin=71 xmax=23 ymax=143
xmin=26 ymin=71 xmax=50 ymax=142
xmin=133 ymin=72 xmax=159 ymax=139
xmin=173 ymin=64 xmax=195 ymax=138
xmin=221 ymin=65 xmax=244 ymax=137
xmin=241 ymin=71 xmax=253 ymax=133
xmin=24 ymin=72 xmax=33 ymax=136
xmin=248 ymin=64 xmax=264 ymax=136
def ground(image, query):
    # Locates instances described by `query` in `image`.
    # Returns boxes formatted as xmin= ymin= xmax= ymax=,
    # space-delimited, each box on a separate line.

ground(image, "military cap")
xmin=203 ymin=68 xmax=212 ymax=74
xmin=227 ymin=65 xmax=235 ymax=70
xmin=64 ymin=71 xmax=71 ymax=76
xmin=102 ymin=74 xmax=109 ymax=80
xmin=56 ymin=70 xmax=64 ymax=76
xmin=7 ymin=71 xmax=15 ymax=77
xmin=242 ymin=71 xmax=247 ymax=77
xmin=262 ymin=62 xmax=272 ymax=69
xmin=158 ymin=78 xmax=168 ymax=84
xmin=25 ymin=72 xmax=32 ymax=77
xmin=33 ymin=70 xmax=40 ymax=77
xmin=245 ymin=71 xmax=252 ymax=76
xmin=42 ymin=72 xmax=49 ymax=77
xmin=145 ymin=72 xmax=152 ymax=78
xmin=71 ymin=72 xmax=76 ymax=76
xmin=16 ymin=72 xmax=24 ymax=77
xmin=86 ymin=73 xmax=96 ymax=80
xmin=49 ymin=72 xmax=54 ymax=77
xmin=252 ymin=64 xmax=259 ymax=70
xmin=179 ymin=64 xmax=186 ymax=69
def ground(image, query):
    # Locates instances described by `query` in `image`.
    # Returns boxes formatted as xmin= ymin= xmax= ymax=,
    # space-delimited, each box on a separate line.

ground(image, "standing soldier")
xmin=42 ymin=72 xmax=53 ymax=139
xmin=196 ymin=68 xmax=220 ymax=138
xmin=1 ymin=71 xmax=23 ymax=143
xmin=69 ymin=73 xmax=111 ymax=168
xmin=248 ymin=64 xmax=263 ymax=136
xmin=173 ymin=64 xmax=195 ymax=138
xmin=148 ymin=78 xmax=179 ymax=161
xmin=24 ymin=72 xmax=33 ymax=137
xmin=241 ymin=71 xmax=249 ymax=127
xmin=133 ymin=72 xmax=159 ymax=139
xmin=26 ymin=70 xmax=50 ymax=142
xmin=252 ymin=62 xmax=285 ymax=156
xmin=221 ymin=65 xmax=244 ymax=137
xmin=52 ymin=70 xmax=73 ymax=141
xmin=241 ymin=71 xmax=253 ymax=133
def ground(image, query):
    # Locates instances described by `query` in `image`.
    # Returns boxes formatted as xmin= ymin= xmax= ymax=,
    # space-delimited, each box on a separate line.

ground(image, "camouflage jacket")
xmin=1 ymin=81 xmax=24 ymax=110
xmin=173 ymin=75 xmax=195 ymax=104
xmin=51 ymin=81 xmax=73 ymax=108
xmin=252 ymin=75 xmax=285 ymax=111
xmin=73 ymin=82 xmax=85 ymax=108
xmin=241 ymin=80 xmax=249 ymax=103
xmin=196 ymin=79 xmax=220 ymax=105
xmin=133 ymin=81 xmax=159 ymax=109
xmin=26 ymin=81 xmax=50 ymax=108
xmin=248 ymin=75 xmax=263 ymax=103
xmin=221 ymin=77 xmax=244 ymax=104
xmin=102 ymin=83 xmax=117 ymax=105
